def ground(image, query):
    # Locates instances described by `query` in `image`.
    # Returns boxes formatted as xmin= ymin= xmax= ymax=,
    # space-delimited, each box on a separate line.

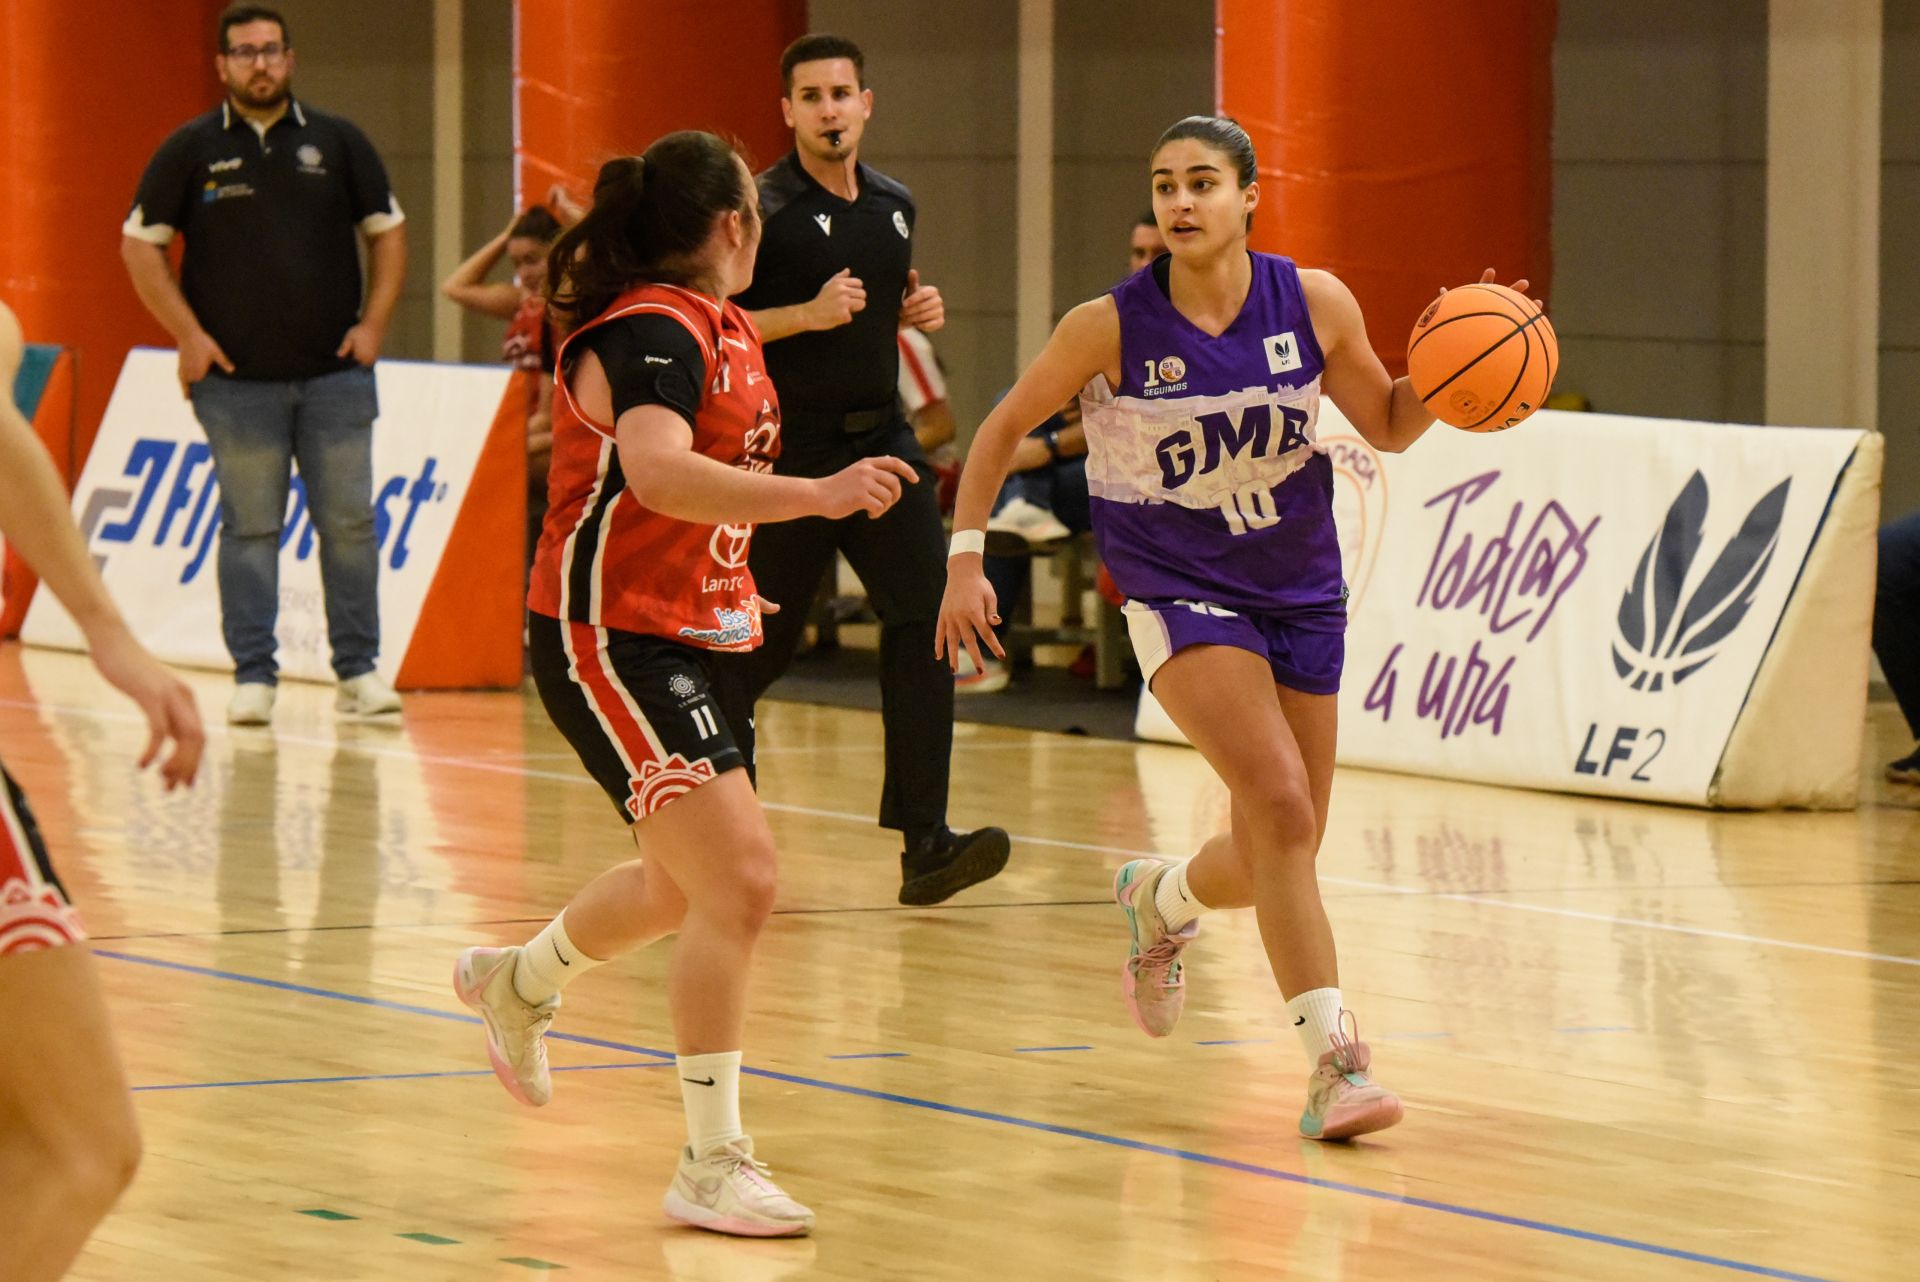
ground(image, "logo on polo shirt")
xmin=209 ymin=157 xmax=243 ymax=174
xmin=296 ymin=143 xmax=326 ymax=175
xmin=814 ymin=213 xmax=832 ymax=236
xmin=893 ymin=211 xmax=909 ymax=239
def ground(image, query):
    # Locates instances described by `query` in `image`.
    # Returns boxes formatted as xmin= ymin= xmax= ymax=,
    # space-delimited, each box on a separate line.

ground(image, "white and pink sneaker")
xmin=453 ymin=945 xmax=557 ymax=1107
xmin=664 ymin=1136 xmax=814 ymax=1237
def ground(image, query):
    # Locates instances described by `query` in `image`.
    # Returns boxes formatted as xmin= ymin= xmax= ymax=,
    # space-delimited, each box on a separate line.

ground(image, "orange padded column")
xmin=1218 ymin=0 xmax=1555 ymax=376
xmin=0 ymin=0 xmax=225 ymax=458
xmin=516 ymin=0 xmax=807 ymax=203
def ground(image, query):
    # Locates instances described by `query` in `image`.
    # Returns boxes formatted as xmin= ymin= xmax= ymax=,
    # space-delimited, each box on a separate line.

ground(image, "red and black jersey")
xmin=528 ymin=283 xmax=781 ymax=650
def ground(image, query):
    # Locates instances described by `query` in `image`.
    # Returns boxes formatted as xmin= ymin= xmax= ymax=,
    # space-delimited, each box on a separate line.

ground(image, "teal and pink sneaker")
xmin=1299 ymin=1013 xmax=1403 ymax=1141
xmin=1113 ymin=859 xmax=1199 ymax=1038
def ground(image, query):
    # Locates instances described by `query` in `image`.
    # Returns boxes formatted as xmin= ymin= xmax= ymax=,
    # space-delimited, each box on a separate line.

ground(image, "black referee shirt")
xmin=124 ymin=99 xmax=404 ymax=382
xmin=735 ymin=150 xmax=915 ymax=427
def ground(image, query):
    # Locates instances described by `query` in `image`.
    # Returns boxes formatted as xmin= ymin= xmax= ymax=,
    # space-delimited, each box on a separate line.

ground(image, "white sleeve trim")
xmin=121 ymin=205 xmax=176 ymax=246
xmin=359 ymin=195 xmax=405 ymax=236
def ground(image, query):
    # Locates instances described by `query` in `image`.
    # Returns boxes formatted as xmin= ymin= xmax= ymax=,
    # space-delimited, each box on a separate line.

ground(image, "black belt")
xmin=787 ymin=405 xmax=897 ymax=435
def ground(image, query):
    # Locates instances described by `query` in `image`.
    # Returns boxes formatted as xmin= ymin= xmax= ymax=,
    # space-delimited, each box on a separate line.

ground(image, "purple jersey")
xmin=1080 ymin=252 xmax=1345 ymax=629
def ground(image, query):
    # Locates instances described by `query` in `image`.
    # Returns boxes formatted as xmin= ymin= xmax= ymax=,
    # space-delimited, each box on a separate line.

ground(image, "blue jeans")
xmin=1876 ymin=510 xmax=1920 ymax=737
xmin=188 ymin=366 xmax=381 ymax=685
xmin=984 ymin=455 xmax=1092 ymax=640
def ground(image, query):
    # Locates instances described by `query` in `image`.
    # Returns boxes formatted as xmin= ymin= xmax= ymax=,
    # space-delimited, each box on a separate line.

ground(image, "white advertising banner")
xmin=1330 ymin=408 xmax=1869 ymax=805
xmin=23 ymin=349 xmax=510 ymax=685
xmin=1139 ymin=407 xmax=1876 ymax=807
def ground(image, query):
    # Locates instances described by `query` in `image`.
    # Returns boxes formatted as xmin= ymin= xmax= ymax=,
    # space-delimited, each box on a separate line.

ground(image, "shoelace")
xmin=1328 ymin=1009 xmax=1366 ymax=1076
xmin=720 ymin=1150 xmax=780 ymax=1194
xmin=1136 ymin=933 xmax=1187 ymax=985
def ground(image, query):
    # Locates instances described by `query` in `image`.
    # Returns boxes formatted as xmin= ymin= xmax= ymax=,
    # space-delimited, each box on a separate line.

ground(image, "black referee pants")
xmin=715 ymin=421 xmax=952 ymax=835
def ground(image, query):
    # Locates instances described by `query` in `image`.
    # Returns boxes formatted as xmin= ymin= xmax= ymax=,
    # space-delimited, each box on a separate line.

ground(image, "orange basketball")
xmin=1406 ymin=283 xmax=1558 ymax=432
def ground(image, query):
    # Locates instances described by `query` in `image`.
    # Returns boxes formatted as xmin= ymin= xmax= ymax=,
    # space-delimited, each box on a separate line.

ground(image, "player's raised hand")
xmin=807 ymin=268 xmax=867 ymax=330
xmin=815 ymin=455 xmax=919 ymax=520
xmin=936 ymin=552 xmax=1005 ymax=674
xmin=900 ymin=269 xmax=944 ymax=333
xmin=1437 ymin=267 xmax=1533 ymax=302
xmin=85 ymin=622 xmax=204 ymax=790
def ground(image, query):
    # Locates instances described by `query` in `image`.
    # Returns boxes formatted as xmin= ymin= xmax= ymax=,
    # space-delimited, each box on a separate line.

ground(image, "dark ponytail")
xmin=545 ymin=131 xmax=753 ymax=333
xmin=1152 ymin=115 xmax=1258 ymax=231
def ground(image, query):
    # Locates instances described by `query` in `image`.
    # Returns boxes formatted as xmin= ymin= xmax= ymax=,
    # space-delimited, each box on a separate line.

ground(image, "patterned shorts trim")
xmin=1 ymin=765 xmax=86 ymax=955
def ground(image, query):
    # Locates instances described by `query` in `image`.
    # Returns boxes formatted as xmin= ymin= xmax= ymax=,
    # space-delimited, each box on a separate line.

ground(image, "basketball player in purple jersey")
xmin=940 ymin=116 xmax=1529 ymax=1140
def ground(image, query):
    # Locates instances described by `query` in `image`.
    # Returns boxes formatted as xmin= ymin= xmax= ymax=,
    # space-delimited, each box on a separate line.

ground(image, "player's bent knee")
xmin=1238 ymin=780 xmax=1319 ymax=857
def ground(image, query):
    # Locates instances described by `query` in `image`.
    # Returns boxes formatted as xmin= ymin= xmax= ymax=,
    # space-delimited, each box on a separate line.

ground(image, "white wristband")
xmin=948 ymin=529 xmax=986 ymax=558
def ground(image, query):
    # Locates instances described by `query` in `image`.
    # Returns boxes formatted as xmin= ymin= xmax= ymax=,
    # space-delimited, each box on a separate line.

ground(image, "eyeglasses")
xmin=224 ymin=43 xmax=287 ymax=64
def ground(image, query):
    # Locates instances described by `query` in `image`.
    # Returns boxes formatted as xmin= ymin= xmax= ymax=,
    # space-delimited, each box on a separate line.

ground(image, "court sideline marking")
xmin=94 ymin=945 xmax=1835 ymax=1282
xmin=10 ymin=697 xmax=1911 ymax=971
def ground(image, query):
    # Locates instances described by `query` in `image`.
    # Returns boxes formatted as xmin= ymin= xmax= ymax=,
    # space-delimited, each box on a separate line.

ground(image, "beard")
xmin=227 ymin=72 xmax=290 ymax=110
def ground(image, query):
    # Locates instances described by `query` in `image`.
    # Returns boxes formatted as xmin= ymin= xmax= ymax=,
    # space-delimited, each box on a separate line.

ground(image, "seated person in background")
xmin=956 ymin=392 xmax=1091 ymax=694
xmin=956 ymin=213 xmax=1163 ymax=693
xmin=1876 ymin=509 xmax=1920 ymax=783
xmin=899 ymin=327 xmax=959 ymax=514
xmin=441 ymin=193 xmax=579 ymax=565
xmin=1128 ymin=208 xmax=1167 ymax=273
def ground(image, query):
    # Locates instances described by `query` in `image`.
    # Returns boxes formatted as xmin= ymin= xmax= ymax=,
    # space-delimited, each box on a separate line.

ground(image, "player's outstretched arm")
xmin=1303 ymin=269 xmax=1435 ymax=455
xmin=1310 ymin=267 xmax=1535 ymax=454
xmin=615 ymin=404 xmax=915 ymax=527
xmin=0 ymin=303 xmax=204 ymax=787
xmin=937 ymin=296 xmax=1117 ymax=673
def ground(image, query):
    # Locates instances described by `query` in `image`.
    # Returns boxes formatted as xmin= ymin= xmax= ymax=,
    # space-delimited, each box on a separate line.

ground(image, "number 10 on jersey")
xmin=1220 ymin=480 xmax=1282 ymax=536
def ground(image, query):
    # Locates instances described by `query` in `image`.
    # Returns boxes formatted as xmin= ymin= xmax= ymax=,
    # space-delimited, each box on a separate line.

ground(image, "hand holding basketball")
xmin=1407 ymin=269 xmax=1557 ymax=433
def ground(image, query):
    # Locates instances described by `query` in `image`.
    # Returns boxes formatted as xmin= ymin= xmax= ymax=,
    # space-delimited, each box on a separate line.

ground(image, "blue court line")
xmin=132 ymin=1062 xmax=667 ymax=1093
xmin=1013 ymin=1045 xmax=1094 ymax=1053
xmin=92 ymin=950 xmax=675 ymax=1059
xmin=826 ymin=1052 xmax=911 ymax=1060
xmin=1194 ymin=1037 xmax=1276 ymax=1046
xmin=99 ymin=947 xmax=1836 ymax=1282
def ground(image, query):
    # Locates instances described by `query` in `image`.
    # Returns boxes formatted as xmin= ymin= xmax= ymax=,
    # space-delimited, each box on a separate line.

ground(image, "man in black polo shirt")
xmin=120 ymin=4 xmax=407 ymax=728
xmin=729 ymin=33 xmax=1010 ymax=906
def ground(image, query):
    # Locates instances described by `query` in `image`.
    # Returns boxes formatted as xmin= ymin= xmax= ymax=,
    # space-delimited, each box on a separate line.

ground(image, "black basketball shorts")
xmin=528 ymin=614 xmax=756 ymax=823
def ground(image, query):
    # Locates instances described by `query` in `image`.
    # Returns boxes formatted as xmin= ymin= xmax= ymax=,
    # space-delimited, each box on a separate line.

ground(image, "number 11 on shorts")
xmin=690 ymin=705 xmax=719 ymax=740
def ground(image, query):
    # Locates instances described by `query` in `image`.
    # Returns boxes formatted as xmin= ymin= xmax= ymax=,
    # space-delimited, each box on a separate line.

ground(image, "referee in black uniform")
xmin=729 ymin=34 xmax=1009 ymax=905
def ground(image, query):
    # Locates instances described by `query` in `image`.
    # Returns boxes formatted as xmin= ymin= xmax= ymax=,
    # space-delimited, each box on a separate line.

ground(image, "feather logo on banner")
xmin=1612 ymin=471 xmax=1790 ymax=691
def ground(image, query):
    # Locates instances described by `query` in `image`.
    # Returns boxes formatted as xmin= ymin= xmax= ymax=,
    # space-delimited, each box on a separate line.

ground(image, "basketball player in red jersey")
xmin=0 ymin=299 xmax=204 ymax=1281
xmin=452 ymin=132 xmax=915 ymax=1238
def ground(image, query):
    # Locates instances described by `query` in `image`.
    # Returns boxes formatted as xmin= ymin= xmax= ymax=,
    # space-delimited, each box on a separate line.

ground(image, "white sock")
xmin=1286 ymin=987 xmax=1346 ymax=1065
xmin=677 ymin=1051 xmax=745 ymax=1155
xmin=512 ymin=911 xmax=604 ymax=1006
xmin=1153 ymin=860 xmax=1211 ymax=931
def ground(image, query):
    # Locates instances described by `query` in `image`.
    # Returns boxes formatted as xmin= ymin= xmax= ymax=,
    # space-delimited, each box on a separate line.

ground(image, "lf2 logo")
xmin=1612 ymin=470 xmax=1790 ymax=691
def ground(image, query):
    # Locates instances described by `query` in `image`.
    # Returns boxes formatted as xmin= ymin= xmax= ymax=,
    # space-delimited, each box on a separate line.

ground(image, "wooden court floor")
xmin=2 ymin=640 xmax=1916 ymax=1282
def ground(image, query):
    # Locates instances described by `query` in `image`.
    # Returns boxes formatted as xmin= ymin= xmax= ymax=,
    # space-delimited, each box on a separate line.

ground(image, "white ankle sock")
xmin=677 ymin=1051 xmax=745 ymax=1154
xmin=1153 ymin=860 xmax=1211 ymax=931
xmin=1286 ymin=987 xmax=1345 ymax=1064
xmin=512 ymin=911 xmax=603 ymax=1006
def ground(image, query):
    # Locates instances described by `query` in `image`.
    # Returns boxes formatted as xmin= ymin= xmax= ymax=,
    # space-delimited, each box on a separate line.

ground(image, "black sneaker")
xmin=1888 ymin=746 xmax=1920 ymax=785
xmin=898 ymin=826 xmax=1012 ymax=906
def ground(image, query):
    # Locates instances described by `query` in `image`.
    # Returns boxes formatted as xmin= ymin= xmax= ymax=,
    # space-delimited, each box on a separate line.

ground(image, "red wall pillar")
xmin=516 ymin=0 xmax=808 ymax=205
xmin=1218 ymin=0 xmax=1555 ymax=375
xmin=0 ymin=0 xmax=226 ymax=462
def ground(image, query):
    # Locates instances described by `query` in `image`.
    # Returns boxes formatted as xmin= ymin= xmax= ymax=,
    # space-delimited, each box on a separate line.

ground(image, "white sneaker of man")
xmin=986 ymin=497 xmax=1072 ymax=544
xmin=336 ymin=671 xmax=402 ymax=718
xmin=227 ymin=683 xmax=275 ymax=726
